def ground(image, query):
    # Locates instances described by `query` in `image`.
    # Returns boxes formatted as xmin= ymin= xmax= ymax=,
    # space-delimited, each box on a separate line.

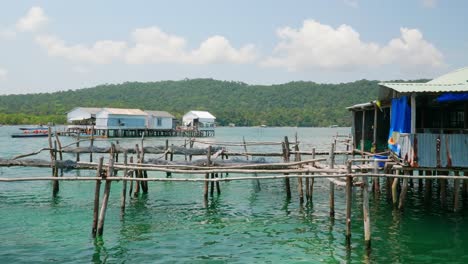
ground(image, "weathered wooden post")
xmin=121 ymin=151 xmax=128 ymax=212
xmin=392 ymin=169 xmax=400 ymax=207
xmin=76 ymin=133 xmax=80 ymax=162
xmin=329 ymin=142 xmax=335 ymax=217
xmin=48 ymin=127 xmax=59 ymax=196
xmin=282 ymin=137 xmax=291 ymax=199
xmin=309 ymin=148 xmax=316 ymax=200
xmin=424 ymin=170 xmax=432 ymax=204
xmin=54 ymin=132 xmax=64 ymax=176
xmin=92 ymin=157 xmax=104 ymax=237
xmin=90 ymin=126 xmax=95 ymax=162
xmin=345 ymin=160 xmax=352 ymax=243
xmin=97 ymin=145 xmax=115 ymax=236
xmin=128 ymin=156 xmax=134 ymax=196
xmin=398 ymin=170 xmax=410 ymax=209
xmin=362 ymin=165 xmax=371 ymax=249
xmin=204 ymin=146 xmax=211 ymax=200
xmin=294 ymin=144 xmax=304 ymax=204
xmin=454 ymin=171 xmax=460 ymax=212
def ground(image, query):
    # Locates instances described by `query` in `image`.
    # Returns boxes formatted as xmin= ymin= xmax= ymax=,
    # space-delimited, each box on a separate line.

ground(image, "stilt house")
xmin=145 ymin=110 xmax=175 ymax=130
xmin=95 ymin=108 xmax=148 ymax=129
xmin=67 ymin=107 xmax=102 ymax=125
xmin=182 ymin=111 xmax=216 ymax=131
xmin=348 ymin=67 xmax=468 ymax=168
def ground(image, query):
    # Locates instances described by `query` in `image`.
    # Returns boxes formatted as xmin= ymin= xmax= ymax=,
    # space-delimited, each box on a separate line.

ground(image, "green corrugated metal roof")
xmin=379 ymin=67 xmax=468 ymax=93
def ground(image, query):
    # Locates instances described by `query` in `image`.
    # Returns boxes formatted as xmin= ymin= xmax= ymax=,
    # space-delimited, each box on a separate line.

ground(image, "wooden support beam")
xmin=392 ymin=169 xmax=400 ymax=207
xmin=345 ymin=161 xmax=352 ymax=244
xmin=97 ymin=149 xmax=115 ymax=236
xmin=398 ymin=170 xmax=410 ymax=210
xmin=121 ymin=152 xmax=128 ymax=212
xmin=454 ymin=171 xmax=460 ymax=212
xmin=329 ymin=143 xmax=335 ymax=218
xmin=362 ymin=172 xmax=371 ymax=249
xmin=92 ymin=157 xmax=104 ymax=237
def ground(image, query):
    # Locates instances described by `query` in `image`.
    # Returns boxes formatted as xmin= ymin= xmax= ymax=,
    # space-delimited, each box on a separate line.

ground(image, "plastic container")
xmin=374 ymin=155 xmax=388 ymax=168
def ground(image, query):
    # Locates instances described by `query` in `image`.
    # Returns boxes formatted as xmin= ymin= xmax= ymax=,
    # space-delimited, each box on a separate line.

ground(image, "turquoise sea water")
xmin=1 ymin=126 xmax=468 ymax=263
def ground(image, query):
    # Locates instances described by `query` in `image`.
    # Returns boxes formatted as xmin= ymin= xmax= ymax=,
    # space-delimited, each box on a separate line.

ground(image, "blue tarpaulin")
xmin=437 ymin=92 xmax=468 ymax=103
xmin=388 ymin=96 xmax=411 ymax=155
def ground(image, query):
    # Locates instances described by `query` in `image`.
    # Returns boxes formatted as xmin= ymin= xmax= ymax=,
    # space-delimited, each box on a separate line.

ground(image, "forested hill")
xmin=0 ymin=79 xmax=380 ymax=126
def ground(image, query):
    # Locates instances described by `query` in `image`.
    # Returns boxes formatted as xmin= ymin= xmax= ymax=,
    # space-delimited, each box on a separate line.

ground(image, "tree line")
xmin=0 ymin=78 xmax=382 ymax=126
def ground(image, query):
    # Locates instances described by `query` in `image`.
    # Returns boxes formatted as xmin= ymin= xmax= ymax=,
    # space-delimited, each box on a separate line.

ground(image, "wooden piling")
xmin=204 ymin=146 xmax=211 ymax=200
xmin=440 ymin=174 xmax=447 ymax=207
xmin=282 ymin=138 xmax=291 ymax=199
xmin=392 ymin=169 xmax=400 ymax=207
xmin=76 ymin=134 xmax=80 ymax=162
xmin=128 ymin=156 xmax=134 ymax=196
xmin=295 ymin=144 xmax=304 ymax=204
xmin=362 ymin=171 xmax=371 ymax=249
xmin=121 ymin=152 xmax=128 ymax=212
xmin=215 ymin=173 xmax=221 ymax=195
xmin=97 ymin=148 xmax=115 ymax=236
xmin=92 ymin=157 xmax=104 ymax=237
xmin=345 ymin=161 xmax=352 ymax=243
xmin=90 ymin=126 xmax=94 ymax=162
xmin=309 ymin=148 xmax=316 ymax=201
xmin=454 ymin=171 xmax=460 ymax=212
xmin=398 ymin=170 xmax=410 ymax=210
xmin=329 ymin=143 xmax=335 ymax=218
xmin=424 ymin=171 xmax=432 ymax=203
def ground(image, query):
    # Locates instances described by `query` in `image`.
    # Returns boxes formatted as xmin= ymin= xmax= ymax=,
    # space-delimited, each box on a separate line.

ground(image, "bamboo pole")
xmin=243 ymin=136 xmax=249 ymax=160
xmin=55 ymin=132 xmax=64 ymax=176
xmin=345 ymin=161 xmax=352 ymax=243
xmin=92 ymin=157 xmax=104 ymax=237
xmin=97 ymin=147 xmax=115 ymax=236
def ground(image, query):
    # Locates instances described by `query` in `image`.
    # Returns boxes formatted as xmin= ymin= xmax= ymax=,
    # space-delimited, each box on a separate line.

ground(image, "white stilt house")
xmin=145 ymin=110 xmax=175 ymax=130
xmin=95 ymin=108 xmax=148 ymax=129
xmin=182 ymin=111 xmax=216 ymax=131
xmin=67 ymin=107 xmax=102 ymax=124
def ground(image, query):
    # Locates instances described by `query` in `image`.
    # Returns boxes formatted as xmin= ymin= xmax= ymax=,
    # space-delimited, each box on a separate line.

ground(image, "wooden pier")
xmin=1 ymin=131 xmax=467 ymax=253
xmin=61 ymin=127 xmax=215 ymax=138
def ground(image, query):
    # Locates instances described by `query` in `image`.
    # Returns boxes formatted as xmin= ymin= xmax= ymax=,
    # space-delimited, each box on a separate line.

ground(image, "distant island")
xmin=0 ymin=78 xmax=425 ymax=126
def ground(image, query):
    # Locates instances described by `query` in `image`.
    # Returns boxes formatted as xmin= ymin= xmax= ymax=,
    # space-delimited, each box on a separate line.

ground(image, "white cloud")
xmin=0 ymin=28 xmax=16 ymax=40
xmin=125 ymin=26 xmax=257 ymax=65
xmin=421 ymin=0 xmax=437 ymax=8
xmin=16 ymin=6 xmax=48 ymax=32
xmin=35 ymin=35 xmax=127 ymax=64
xmin=261 ymin=20 xmax=444 ymax=71
xmin=125 ymin=27 xmax=187 ymax=64
xmin=189 ymin=36 xmax=257 ymax=64
xmin=0 ymin=68 xmax=7 ymax=81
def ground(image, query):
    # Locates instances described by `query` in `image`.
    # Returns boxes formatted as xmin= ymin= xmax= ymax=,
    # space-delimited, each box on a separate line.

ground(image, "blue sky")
xmin=0 ymin=0 xmax=467 ymax=94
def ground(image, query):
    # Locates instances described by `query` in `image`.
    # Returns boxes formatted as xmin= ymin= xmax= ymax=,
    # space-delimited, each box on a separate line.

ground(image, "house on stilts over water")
xmin=348 ymin=67 xmax=468 ymax=169
xmin=65 ymin=107 xmax=214 ymax=137
xmin=180 ymin=110 xmax=216 ymax=137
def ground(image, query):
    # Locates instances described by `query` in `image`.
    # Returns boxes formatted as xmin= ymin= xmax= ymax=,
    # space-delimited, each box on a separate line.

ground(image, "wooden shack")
xmin=145 ymin=110 xmax=175 ymax=130
xmin=348 ymin=67 xmax=468 ymax=168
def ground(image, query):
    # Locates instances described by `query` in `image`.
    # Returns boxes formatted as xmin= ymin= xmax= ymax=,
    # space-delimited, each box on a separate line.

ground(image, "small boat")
xmin=11 ymin=127 xmax=51 ymax=138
